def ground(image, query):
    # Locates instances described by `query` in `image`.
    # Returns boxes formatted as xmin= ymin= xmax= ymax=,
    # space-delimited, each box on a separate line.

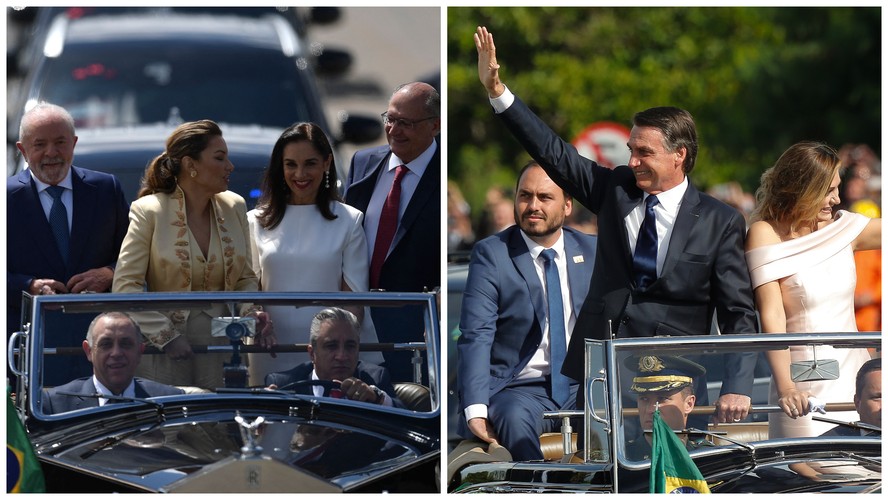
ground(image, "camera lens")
xmin=226 ymin=322 xmax=248 ymax=340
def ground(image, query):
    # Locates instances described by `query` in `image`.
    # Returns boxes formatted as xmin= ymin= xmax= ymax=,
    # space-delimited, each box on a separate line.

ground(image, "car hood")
xmin=451 ymin=438 xmax=881 ymax=494
xmin=32 ymin=394 xmax=439 ymax=493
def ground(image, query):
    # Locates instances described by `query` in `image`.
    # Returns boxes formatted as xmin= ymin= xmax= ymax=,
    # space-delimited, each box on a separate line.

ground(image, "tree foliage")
xmin=447 ymin=7 xmax=880 ymax=219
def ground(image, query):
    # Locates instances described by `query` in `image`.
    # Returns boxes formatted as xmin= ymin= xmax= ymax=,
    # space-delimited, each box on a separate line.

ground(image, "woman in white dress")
xmin=247 ymin=122 xmax=383 ymax=383
xmin=745 ymin=141 xmax=881 ymax=438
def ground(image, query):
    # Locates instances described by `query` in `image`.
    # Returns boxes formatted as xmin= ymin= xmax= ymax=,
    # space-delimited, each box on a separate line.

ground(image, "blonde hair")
xmin=750 ymin=141 xmax=841 ymax=233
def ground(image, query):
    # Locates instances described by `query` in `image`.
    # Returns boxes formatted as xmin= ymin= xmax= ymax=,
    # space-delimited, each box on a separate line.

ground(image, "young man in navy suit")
xmin=457 ymin=162 xmax=598 ymax=461
xmin=474 ymin=26 xmax=758 ymax=425
xmin=343 ymin=82 xmax=440 ymax=383
xmin=8 ymin=102 xmax=129 ymax=385
xmin=42 ymin=312 xmax=183 ymax=414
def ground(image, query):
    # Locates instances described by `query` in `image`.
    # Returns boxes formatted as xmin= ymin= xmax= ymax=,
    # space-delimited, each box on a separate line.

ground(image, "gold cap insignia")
xmin=638 ymin=355 xmax=664 ymax=373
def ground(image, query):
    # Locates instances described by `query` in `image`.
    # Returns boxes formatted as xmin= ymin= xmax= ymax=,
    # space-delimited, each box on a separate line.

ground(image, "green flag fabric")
xmin=649 ymin=409 xmax=710 ymax=493
xmin=7 ymin=388 xmax=46 ymax=493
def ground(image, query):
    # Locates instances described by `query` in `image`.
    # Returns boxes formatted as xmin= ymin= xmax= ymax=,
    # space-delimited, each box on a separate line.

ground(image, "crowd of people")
xmin=452 ymin=25 xmax=881 ymax=463
xmin=9 ymin=81 xmax=441 ymax=394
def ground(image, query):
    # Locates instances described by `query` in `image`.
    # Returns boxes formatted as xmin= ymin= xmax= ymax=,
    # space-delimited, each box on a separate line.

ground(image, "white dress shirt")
xmin=30 ymin=168 xmax=74 ymax=231
xmin=465 ymin=229 xmax=575 ymax=422
xmin=363 ymin=141 xmax=437 ymax=264
xmin=624 ymin=178 xmax=688 ymax=276
xmin=93 ymin=375 xmax=135 ymax=406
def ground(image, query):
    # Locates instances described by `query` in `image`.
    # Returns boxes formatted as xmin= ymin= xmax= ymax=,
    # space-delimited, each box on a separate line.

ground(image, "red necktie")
xmin=370 ymin=165 xmax=407 ymax=289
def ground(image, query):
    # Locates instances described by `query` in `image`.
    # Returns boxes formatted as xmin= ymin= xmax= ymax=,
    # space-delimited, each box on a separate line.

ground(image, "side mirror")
xmin=314 ymin=47 xmax=352 ymax=78
xmin=338 ymin=114 xmax=384 ymax=145
xmin=308 ymin=7 xmax=341 ymax=26
xmin=790 ymin=359 xmax=840 ymax=382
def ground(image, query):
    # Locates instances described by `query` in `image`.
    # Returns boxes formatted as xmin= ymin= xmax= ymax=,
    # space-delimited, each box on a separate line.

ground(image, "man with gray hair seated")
xmin=42 ymin=312 xmax=184 ymax=414
xmin=265 ymin=307 xmax=402 ymax=407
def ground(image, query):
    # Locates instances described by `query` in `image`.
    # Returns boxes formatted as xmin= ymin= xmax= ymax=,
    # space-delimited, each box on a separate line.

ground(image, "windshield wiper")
xmin=55 ymin=391 xmax=166 ymax=421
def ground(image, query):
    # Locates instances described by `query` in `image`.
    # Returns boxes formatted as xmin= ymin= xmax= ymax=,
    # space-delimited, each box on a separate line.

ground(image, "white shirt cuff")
xmin=489 ymin=85 xmax=515 ymax=114
xmin=464 ymin=403 xmax=488 ymax=421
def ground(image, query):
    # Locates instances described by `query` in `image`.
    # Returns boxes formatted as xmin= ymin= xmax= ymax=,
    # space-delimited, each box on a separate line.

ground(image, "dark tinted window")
xmin=35 ymin=41 xmax=320 ymax=129
xmin=68 ymin=149 xmax=269 ymax=209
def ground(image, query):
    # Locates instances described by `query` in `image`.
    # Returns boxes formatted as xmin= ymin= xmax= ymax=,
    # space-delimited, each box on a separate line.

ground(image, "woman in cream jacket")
xmin=113 ymin=120 xmax=274 ymax=389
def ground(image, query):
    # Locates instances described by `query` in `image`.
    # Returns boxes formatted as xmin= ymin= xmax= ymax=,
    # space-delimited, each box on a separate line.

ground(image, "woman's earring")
xmin=324 ymin=170 xmax=330 ymax=189
xmin=190 ymin=169 xmax=197 ymax=178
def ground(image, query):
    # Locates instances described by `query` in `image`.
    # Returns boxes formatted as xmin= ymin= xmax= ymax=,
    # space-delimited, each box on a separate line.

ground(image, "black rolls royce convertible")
xmin=9 ymin=291 xmax=440 ymax=493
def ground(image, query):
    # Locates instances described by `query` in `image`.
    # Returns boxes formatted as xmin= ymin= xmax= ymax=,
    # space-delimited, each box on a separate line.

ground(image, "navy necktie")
xmin=633 ymin=195 xmax=659 ymax=289
xmin=541 ymin=248 xmax=569 ymax=406
xmin=46 ymin=185 xmax=70 ymax=265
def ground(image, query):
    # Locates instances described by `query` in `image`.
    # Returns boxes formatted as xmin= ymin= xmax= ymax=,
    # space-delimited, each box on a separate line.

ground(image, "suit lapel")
xmin=563 ymin=232 xmax=589 ymax=313
xmin=661 ymin=183 xmax=702 ymax=277
xmin=394 ymin=143 xmax=439 ymax=247
xmin=344 ymin=150 xmax=388 ymax=212
xmin=133 ymin=380 xmax=148 ymax=399
xmin=507 ymin=228 xmax=547 ymax=338
xmin=73 ymin=378 xmax=99 ymax=411
xmin=67 ymin=167 xmax=94 ymax=271
xmin=15 ymin=171 xmax=67 ymax=276
xmin=616 ymin=183 xmax=643 ymax=273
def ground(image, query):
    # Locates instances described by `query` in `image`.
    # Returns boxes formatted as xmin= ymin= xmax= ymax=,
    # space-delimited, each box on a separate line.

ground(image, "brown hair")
xmin=633 ymin=106 xmax=698 ymax=173
xmin=751 ymin=141 xmax=841 ymax=232
xmin=254 ymin=122 xmax=340 ymax=229
xmin=138 ymin=120 xmax=223 ymax=198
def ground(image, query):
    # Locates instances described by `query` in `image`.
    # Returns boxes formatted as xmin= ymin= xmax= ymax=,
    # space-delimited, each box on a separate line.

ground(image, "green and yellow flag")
xmin=649 ymin=409 xmax=709 ymax=493
xmin=7 ymin=387 xmax=45 ymax=493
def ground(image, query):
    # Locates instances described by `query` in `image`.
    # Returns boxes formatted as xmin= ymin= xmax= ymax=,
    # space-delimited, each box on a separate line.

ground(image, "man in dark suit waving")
xmin=474 ymin=26 xmax=758 ymax=424
xmin=8 ymin=102 xmax=129 ymax=384
xmin=42 ymin=312 xmax=183 ymax=414
xmin=343 ymin=82 xmax=440 ymax=383
xmin=457 ymin=162 xmax=597 ymax=460
xmin=265 ymin=308 xmax=402 ymax=408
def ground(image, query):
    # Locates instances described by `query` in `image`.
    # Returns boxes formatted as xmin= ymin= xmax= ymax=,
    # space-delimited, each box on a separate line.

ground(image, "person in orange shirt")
xmin=850 ymin=200 xmax=881 ymax=332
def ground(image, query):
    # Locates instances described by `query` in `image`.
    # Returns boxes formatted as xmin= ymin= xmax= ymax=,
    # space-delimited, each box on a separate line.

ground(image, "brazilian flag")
xmin=7 ymin=388 xmax=45 ymax=493
xmin=649 ymin=409 xmax=709 ymax=493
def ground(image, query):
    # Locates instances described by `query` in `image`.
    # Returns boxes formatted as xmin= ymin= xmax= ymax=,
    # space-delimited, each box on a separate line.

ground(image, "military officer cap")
xmin=624 ymin=355 xmax=706 ymax=394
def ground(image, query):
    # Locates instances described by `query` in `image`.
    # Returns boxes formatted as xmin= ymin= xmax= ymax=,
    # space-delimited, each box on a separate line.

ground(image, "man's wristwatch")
xmin=369 ymin=385 xmax=385 ymax=404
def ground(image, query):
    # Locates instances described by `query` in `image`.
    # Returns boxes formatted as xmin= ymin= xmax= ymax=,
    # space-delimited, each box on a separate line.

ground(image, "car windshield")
xmin=34 ymin=41 xmax=314 ymax=129
xmin=580 ymin=333 xmax=881 ymax=467
xmin=12 ymin=292 xmax=440 ymax=420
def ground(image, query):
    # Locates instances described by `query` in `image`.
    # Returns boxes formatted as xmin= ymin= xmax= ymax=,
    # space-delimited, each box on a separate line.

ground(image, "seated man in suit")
xmin=624 ymin=355 xmax=711 ymax=461
xmin=265 ymin=308 xmax=402 ymax=408
xmin=42 ymin=312 xmax=184 ymax=414
xmin=822 ymin=357 xmax=881 ymax=436
xmin=457 ymin=162 xmax=598 ymax=461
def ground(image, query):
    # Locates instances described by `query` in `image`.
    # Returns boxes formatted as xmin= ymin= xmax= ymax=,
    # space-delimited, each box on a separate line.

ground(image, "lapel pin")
xmin=573 ymin=255 xmax=584 ymax=264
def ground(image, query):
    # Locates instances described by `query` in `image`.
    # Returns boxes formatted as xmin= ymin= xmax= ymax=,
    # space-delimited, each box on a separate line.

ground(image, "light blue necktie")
xmin=46 ymin=185 xmax=70 ymax=264
xmin=633 ymin=195 xmax=659 ymax=289
xmin=541 ymin=248 xmax=569 ymax=406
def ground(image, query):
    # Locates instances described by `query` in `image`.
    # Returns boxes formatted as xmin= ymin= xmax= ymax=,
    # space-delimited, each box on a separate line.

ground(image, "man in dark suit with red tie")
xmin=343 ymin=82 xmax=440 ymax=383
xmin=474 ymin=26 xmax=758 ymax=425
xmin=265 ymin=307 xmax=402 ymax=408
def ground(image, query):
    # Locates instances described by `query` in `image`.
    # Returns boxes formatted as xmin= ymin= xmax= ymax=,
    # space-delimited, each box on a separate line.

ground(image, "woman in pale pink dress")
xmin=745 ymin=141 xmax=881 ymax=438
